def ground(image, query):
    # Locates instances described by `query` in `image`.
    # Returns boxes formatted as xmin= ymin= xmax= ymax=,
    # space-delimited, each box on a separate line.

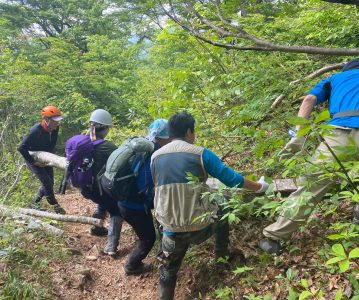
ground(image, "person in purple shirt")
xmin=260 ymin=58 xmax=359 ymax=255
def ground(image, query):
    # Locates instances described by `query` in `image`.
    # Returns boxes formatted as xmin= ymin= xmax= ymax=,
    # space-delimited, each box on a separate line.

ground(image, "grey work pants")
xmin=264 ymin=128 xmax=359 ymax=241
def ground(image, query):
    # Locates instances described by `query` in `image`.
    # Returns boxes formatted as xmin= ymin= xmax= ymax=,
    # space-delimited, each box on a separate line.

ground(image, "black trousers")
xmin=118 ymin=205 xmax=156 ymax=269
xmin=81 ymin=187 xmax=120 ymax=217
xmin=27 ymin=163 xmax=56 ymax=203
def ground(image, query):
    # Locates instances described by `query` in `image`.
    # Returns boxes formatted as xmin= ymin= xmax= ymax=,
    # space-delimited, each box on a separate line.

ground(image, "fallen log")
xmin=29 ymin=151 xmax=68 ymax=170
xmin=30 ymin=151 xmax=298 ymax=194
xmin=14 ymin=207 xmax=103 ymax=227
xmin=0 ymin=206 xmax=64 ymax=237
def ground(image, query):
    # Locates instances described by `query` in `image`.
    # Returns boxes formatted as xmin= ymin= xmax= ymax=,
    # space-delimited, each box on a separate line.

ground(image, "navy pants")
xmin=27 ymin=163 xmax=56 ymax=203
xmin=81 ymin=187 xmax=120 ymax=217
xmin=118 ymin=205 xmax=156 ymax=270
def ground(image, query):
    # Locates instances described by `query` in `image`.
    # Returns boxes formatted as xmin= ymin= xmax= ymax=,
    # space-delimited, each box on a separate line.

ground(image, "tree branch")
xmin=159 ymin=0 xmax=359 ymax=56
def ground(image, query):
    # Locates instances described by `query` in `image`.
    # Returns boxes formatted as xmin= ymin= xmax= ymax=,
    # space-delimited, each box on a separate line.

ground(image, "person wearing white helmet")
xmin=81 ymin=109 xmax=124 ymax=243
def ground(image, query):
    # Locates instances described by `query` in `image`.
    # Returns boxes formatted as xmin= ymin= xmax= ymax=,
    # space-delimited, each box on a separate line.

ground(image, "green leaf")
xmin=288 ymin=116 xmax=311 ymax=126
xmin=327 ymin=234 xmax=345 ymax=240
xmin=348 ymin=248 xmax=359 ymax=259
xmin=300 ymin=279 xmax=309 ymax=289
xmin=233 ymin=266 xmax=254 ymax=275
xmin=326 ymin=257 xmax=345 ymax=265
xmin=338 ymin=259 xmax=350 ymax=273
xmin=314 ymin=110 xmax=330 ymax=123
xmin=299 ymin=291 xmax=312 ymax=300
xmin=332 ymin=244 xmax=346 ymax=258
xmin=334 ymin=288 xmax=343 ymax=300
xmin=297 ymin=126 xmax=311 ymax=137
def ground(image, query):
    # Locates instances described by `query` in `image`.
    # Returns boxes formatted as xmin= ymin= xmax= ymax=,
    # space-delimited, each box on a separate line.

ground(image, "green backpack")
xmin=100 ymin=137 xmax=154 ymax=201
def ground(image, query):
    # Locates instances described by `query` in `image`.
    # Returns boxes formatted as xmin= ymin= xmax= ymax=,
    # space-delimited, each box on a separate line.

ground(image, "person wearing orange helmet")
xmin=18 ymin=106 xmax=66 ymax=214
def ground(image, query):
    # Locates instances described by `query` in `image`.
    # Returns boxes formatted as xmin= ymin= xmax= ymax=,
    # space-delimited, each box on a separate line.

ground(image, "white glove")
xmin=256 ymin=176 xmax=269 ymax=193
xmin=278 ymin=137 xmax=305 ymax=160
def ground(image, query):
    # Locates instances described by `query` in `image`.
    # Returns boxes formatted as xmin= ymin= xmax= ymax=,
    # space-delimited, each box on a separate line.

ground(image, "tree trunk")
xmin=0 ymin=206 xmax=64 ymax=236
xmin=13 ymin=206 xmax=103 ymax=226
xmin=29 ymin=151 xmax=68 ymax=170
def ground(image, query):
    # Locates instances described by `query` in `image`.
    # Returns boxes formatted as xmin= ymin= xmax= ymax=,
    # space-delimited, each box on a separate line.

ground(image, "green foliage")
xmin=0 ymin=220 xmax=69 ymax=299
xmin=214 ymin=286 xmax=235 ymax=300
xmin=325 ymin=243 xmax=359 ymax=273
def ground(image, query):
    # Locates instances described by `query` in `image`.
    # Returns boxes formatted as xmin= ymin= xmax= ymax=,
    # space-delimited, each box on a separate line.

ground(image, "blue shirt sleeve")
xmin=202 ymin=149 xmax=244 ymax=188
xmin=308 ymin=77 xmax=332 ymax=105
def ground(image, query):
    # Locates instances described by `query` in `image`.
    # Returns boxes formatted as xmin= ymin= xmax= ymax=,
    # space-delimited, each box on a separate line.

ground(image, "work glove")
xmin=33 ymin=161 xmax=47 ymax=167
xmin=278 ymin=136 xmax=305 ymax=160
xmin=256 ymin=176 xmax=269 ymax=193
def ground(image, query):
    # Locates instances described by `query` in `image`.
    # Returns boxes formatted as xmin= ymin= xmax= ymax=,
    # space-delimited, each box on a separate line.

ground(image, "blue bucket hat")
xmin=148 ymin=119 xmax=169 ymax=142
xmin=342 ymin=58 xmax=359 ymax=72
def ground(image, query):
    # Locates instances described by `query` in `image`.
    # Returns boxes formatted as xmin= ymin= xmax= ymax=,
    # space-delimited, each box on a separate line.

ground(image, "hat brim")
xmin=51 ymin=116 xmax=63 ymax=121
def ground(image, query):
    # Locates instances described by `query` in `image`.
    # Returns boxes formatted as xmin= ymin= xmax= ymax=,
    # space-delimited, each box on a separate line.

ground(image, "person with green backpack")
xmin=101 ymin=119 xmax=170 ymax=274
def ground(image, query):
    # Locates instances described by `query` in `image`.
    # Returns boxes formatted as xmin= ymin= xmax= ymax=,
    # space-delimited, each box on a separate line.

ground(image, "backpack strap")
xmin=332 ymin=110 xmax=359 ymax=118
xmin=92 ymin=139 xmax=105 ymax=146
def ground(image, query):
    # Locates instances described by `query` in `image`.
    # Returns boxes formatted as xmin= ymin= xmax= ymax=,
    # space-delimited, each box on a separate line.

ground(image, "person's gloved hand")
xmin=256 ymin=176 xmax=269 ymax=193
xmin=278 ymin=136 xmax=305 ymax=160
xmin=33 ymin=161 xmax=47 ymax=167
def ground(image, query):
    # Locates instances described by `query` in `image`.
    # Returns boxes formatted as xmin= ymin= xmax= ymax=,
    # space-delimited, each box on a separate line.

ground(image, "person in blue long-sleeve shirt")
xmin=260 ymin=58 xmax=359 ymax=256
xmin=151 ymin=112 xmax=269 ymax=300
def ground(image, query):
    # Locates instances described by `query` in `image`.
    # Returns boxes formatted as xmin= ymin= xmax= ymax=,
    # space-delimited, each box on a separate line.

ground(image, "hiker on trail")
xmin=18 ymin=106 xmax=66 ymax=214
xmin=259 ymin=58 xmax=359 ymax=256
xmin=79 ymin=109 xmax=123 ymax=239
xmin=113 ymin=119 xmax=171 ymax=275
xmin=151 ymin=112 xmax=269 ymax=300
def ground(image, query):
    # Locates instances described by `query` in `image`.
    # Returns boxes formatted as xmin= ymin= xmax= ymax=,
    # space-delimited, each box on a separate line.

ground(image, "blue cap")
xmin=343 ymin=58 xmax=359 ymax=72
xmin=148 ymin=119 xmax=169 ymax=142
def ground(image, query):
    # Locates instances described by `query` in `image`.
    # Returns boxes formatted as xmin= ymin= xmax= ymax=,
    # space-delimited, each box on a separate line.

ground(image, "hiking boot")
xmin=29 ymin=195 xmax=42 ymax=209
xmin=159 ymin=277 xmax=177 ymax=300
xmin=104 ymin=244 xmax=117 ymax=256
xmin=53 ymin=204 xmax=66 ymax=215
xmin=125 ymin=262 xmax=152 ymax=276
xmin=90 ymin=225 xmax=108 ymax=236
xmin=215 ymin=248 xmax=245 ymax=267
xmin=259 ymin=238 xmax=283 ymax=255
xmin=353 ymin=204 xmax=359 ymax=225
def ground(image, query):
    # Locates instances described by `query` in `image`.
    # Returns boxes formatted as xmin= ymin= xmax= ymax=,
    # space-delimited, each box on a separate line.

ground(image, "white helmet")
xmin=90 ymin=109 xmax=113 ymax=127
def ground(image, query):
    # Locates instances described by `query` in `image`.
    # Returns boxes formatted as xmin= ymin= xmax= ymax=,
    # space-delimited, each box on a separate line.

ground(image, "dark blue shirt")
xmin=308 ymin=69 xmax=359 ymax=128
xmin=18 ymin=124 xmax=59 ymax=164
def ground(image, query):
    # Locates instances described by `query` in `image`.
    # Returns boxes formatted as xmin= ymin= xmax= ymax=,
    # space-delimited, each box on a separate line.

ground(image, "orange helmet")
xmin=41 ymin=106 xmax=62 ymax=118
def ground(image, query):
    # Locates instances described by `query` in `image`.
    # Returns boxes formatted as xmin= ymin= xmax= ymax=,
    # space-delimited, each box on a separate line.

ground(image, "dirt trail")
xmin=52 ymin=191 xmax=161 ymax=300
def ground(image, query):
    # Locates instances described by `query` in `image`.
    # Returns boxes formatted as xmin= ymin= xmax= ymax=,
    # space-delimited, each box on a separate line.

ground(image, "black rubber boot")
xmin=30 ymin=196 xmax=42 ymax=209
xmin=159 ymin=277 xmax=177 ymax=300
xmin=46 ymin=196 xmax=66 ymax=214
xmin=124 ymin=262 xmax=152 ymax=276
xmin=354 ymin=204 xmax=359 ymax=225
xmin=259 ymin=238 xmax=282 ymax=255
xmin=53 ymin=204 xmax=66 ymax=215
xmin=90 ymin=226 xmax=108 ymax=236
